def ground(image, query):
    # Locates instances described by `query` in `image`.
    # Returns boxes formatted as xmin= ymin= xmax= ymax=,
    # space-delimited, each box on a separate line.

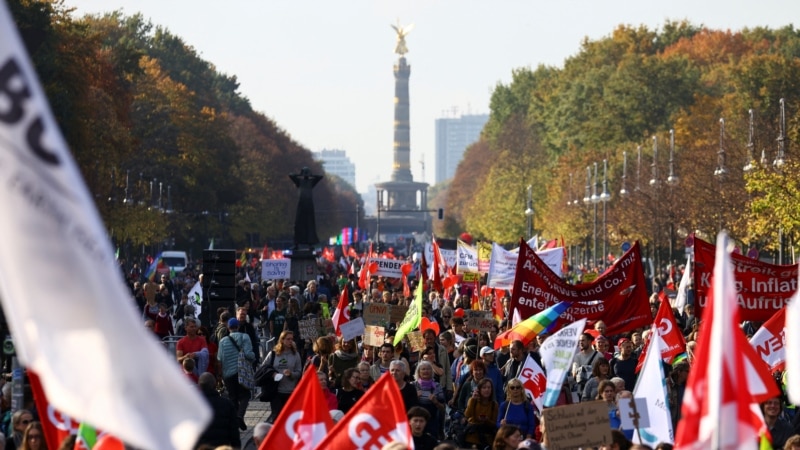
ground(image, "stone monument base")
xmin=289 ymin=249 xmax=317 ymax=282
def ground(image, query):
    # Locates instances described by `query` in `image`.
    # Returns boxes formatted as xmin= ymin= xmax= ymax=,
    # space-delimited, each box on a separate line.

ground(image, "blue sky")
xmin=66 ymin=0 xmax=799 ymax=193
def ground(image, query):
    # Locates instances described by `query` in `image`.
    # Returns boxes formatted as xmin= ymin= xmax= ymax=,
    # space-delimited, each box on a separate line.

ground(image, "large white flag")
xmin=672 ymin=254 xmax=691 ymax=312
xmin=631 ymin=328 xmax=674 ymax=446
xmin=539 ymin=318 xmax=585 ymax=407
xmin=0 ymin=5 xmax=210 ymax=450
xmin=487 ymin=244 xmax=563 ymax=290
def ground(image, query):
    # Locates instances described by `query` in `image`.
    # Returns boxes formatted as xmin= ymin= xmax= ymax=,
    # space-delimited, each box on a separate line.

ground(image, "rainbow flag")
xmin=143 ymin=253 xmax=164 ymax=281
xmin=493 ymin=301 xmax=571 ymax=349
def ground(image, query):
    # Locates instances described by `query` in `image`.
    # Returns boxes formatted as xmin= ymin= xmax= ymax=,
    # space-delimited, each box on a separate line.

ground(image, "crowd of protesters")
xmin=112 ymin=253 xmax=800 ymax=450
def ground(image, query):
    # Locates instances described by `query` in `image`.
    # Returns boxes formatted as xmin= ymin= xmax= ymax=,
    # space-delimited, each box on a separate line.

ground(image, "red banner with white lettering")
xmin=510 ymin=240 xmax=651 ymax=336
xmin=315 ymin=372 xmax=412 ymax=449
xmin=258 ymin=368 xmax=333 ymax=450
xmin=693 ymin=238 xmax=799 ymax=321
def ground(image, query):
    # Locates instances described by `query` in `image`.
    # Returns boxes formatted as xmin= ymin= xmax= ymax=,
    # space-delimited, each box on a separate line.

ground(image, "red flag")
xmin=420 ymin=250 xmax=429 ymax=285
xmin=261 ymin=245 xmax=269 ymax=261
xmin=539 ymin=238 xmax=558 ymax=250
xmin=315 ymin=373 xmax=413 ymax=449
xmin=332 ymin=285 xmax=351 ymax=336
xmin=493 ymin=289 xmax=505 ymax=321
xmin=401 ymin=263 xmax=412 ymax=298
xmin=358 ymin=258 xmax=370 ymax=290
xmin=511 ymin=239 xmax=651 ymax=337
xmin=29 ymin=370 xmax=74 ymax=447
xmin=322 ymin=247 xmax=335 ymax=263
xmin=348 ymin=247 xmax=359 ymax=259
xmin=259 ymin=369 xmax=333 ymax=450
xmin=750 ymin=307 xmax=787 ymax=372
xmin=431 ymin=237 xmax=447 ymax=292
xmin=636 ymin=299 xmax=687 ymax=373
xmin=471 ymin=280 xmax=481 ymax=310
xmin=667 ymin=265 xmax=676 ymax=290
xmin=675 ymin=234 xmax=779 ymax=450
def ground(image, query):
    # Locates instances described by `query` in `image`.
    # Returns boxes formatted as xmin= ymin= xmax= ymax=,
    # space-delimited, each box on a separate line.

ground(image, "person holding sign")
xmin=497 ymin=379 xmax=537 ymax=440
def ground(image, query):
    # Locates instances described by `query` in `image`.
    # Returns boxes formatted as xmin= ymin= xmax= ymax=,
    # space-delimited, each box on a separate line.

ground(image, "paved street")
xmin=239 ymin=400 xmax=271 ymax=449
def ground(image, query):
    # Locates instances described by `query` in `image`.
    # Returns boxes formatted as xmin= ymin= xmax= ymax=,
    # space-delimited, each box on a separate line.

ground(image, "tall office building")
xmin=435 ymin=113 xmax=489 ymax=184
xmin=316 ymin=149 xmax=356 ymax=189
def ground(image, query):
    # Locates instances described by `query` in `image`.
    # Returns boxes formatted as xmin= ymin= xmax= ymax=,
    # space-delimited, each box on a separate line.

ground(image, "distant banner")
xmin=456 ymin=240 xmax=479 ymax=274
xmin=487 ymin=244 xmax=563 ymax=290
xmin=510 ymin=240 xmax=650 ymax=336
xmin=262 ymin=259 xmax=291 ymax=280
xmin=694 ymin=237 xmax=798 ymax=321
xmin=424 ymin=242 xmax=456 ymax=268
xmin=371 ymin=257 xmax=406 ymax=278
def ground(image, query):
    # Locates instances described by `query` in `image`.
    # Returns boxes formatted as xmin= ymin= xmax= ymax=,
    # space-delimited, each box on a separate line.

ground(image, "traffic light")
xmin=437 ymin=208 xmax=444 ymax=220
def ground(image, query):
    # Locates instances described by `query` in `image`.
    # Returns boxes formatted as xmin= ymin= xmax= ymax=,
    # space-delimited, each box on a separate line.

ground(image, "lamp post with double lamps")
xmin=525 ymin=184 xmax=534 ymax=240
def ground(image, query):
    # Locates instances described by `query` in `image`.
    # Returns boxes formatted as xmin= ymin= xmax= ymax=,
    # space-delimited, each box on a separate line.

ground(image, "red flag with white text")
xmin=315 ymin=372 xmax=413 ymax=449
xmin=510 ymin=240 xmax=651 ymax=336
xmin=693 ymin=237 xmax=799 ymax=321
xmin=675 ymin=233 xmax=779 ymax=450
xmin=519 ymin=355 xmax=547 ymax=412
xmin=258 ymin=369 xmax=333 ymax=450
xmin=749 ymin=307 xmax=786 ymax=372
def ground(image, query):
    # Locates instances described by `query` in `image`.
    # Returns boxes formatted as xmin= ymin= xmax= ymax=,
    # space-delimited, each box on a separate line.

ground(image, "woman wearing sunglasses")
xmin=497 ymin=378 xmax=536 ymax=441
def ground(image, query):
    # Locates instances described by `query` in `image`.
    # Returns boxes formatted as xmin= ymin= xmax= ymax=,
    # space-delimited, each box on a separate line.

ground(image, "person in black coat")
xmin=196 ymin=372 xmax=241 ymax=448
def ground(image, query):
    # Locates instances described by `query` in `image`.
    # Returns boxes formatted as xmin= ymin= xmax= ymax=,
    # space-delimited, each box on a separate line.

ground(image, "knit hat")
xmin=227 ymin=318 xmax=240 ymax=329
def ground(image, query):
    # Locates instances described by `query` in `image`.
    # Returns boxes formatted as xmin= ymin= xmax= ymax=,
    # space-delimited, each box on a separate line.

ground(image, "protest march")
xmin=2 ymin=1 xmax=800 ymax=450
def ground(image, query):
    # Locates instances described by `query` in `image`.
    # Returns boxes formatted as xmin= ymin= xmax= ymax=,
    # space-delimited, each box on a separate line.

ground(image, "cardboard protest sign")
xmin=363 ymin=325 xmax=386 ymax=347
xmin=298 ymin=318 xmax=320 ymax=340
xmin=464 ymin=310 xmax=495 ymax=332
xmin=542 ymin=401 xmax=611 ymax=450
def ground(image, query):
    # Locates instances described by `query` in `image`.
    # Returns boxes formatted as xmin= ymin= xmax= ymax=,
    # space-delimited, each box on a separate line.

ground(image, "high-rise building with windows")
xmin=316 ymin=149 xmax=356 ymax=189
xmin=435 ymin=113 xmax=489 ymax=184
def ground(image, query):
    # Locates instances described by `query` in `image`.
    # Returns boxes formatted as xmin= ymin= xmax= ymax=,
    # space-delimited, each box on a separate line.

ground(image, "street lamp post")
xmin=583 ymin=166 xmax=593 ymax=267
xmin=585 ymin=162 xmax=600 ymax=268
xmin=600 ymin=159 xmax=611 ymax=266
xmin=714 ymin=118 xmax=727 ymax=233
xmin=525 ymin=184 xmax=534 ymax=240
